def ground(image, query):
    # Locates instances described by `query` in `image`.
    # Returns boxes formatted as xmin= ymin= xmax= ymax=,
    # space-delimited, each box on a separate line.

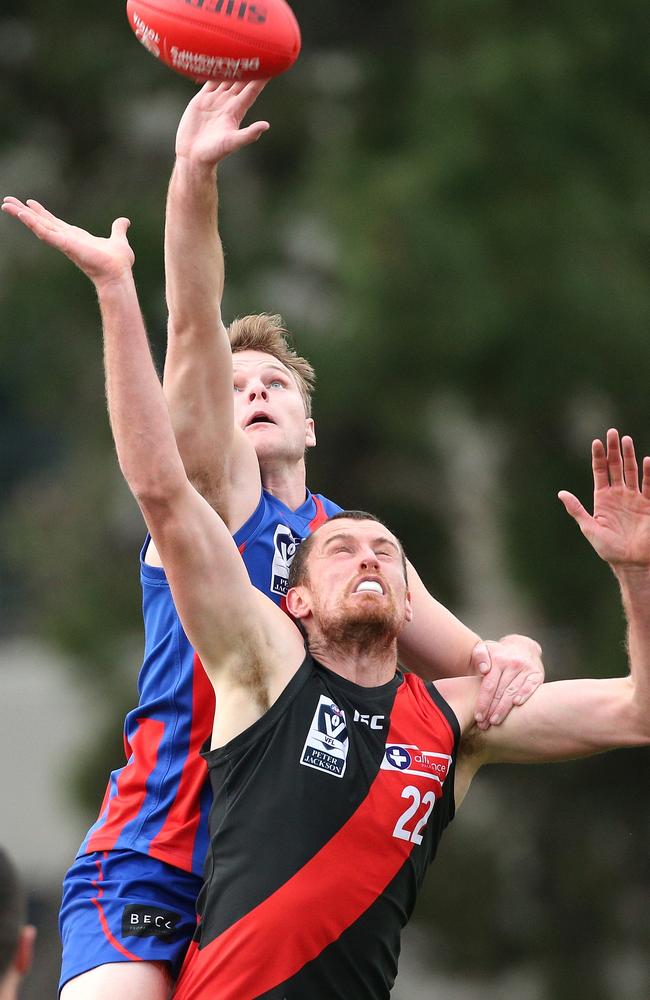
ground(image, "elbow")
xmin=119 ymin=456 xmax=185 ymax=513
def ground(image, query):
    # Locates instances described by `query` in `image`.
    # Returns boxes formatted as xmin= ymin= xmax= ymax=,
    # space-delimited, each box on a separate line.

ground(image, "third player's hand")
xmin=559 ymin=429 xmax=650 ymax=571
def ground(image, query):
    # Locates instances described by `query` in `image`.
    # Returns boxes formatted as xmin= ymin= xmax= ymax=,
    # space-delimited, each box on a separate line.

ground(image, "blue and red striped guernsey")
xmin=173 ymin=658 xmax=460 ymax=999
xmin=78 ymin=490 xmax=342 ymax=876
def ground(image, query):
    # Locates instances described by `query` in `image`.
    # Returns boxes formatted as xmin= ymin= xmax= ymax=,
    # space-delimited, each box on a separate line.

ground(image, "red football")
xmin=126 ymin=0 xmax=301 ymax=82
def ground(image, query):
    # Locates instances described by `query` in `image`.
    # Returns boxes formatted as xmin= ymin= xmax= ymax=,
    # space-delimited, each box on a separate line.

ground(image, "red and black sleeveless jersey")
xmin=174 ymin=654 xmax=460 ymax=999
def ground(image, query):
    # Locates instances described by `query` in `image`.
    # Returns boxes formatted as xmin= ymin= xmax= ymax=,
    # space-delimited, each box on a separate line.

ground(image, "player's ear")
xmin=305 ymin=418 xmax=316 ymax=449
xmin=404 ymin=589 xmax=413 ymax=625
xmin=286 ymin=585 xmax=310 ymax=620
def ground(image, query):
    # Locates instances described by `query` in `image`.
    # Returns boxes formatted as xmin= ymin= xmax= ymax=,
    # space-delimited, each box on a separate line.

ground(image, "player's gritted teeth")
xmin=353 ymin=578 xmax=385 ymax=596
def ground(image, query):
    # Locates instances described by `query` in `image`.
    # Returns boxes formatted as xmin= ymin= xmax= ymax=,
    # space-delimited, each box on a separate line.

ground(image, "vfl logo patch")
xmin=122 ymin=905 xmax=181 ymax=941
xmin=300 ymin=695 xmax=349 ymax=777
xmin=382 ymin=744 xmax=451 ymax=784
xmin=271 ymin=523 xmax=301 ymax=596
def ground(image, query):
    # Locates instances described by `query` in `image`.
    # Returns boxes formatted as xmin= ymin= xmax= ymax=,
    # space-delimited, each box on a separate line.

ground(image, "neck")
xmin=259 ymin=455 xmax=308 ymax=511
xmin=307 ymin=635 xmax=399 ymax=687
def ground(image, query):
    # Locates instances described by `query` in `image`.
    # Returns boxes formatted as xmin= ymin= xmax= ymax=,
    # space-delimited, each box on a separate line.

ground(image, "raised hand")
xmin=559 ymin=429 xmax=650 ymax=569
xmin=175 ymin=79 xmax=269 ymax=165
xmin=2 ymin=197 xmax=134 ymax=286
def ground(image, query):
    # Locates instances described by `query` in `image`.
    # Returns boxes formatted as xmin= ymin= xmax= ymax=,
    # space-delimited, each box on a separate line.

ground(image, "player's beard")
xmin=312 ymin=592 xmax=406 ymax=656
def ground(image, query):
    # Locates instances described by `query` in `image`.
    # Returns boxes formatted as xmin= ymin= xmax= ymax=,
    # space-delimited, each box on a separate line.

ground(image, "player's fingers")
xmin=25 ymin=198 xmax=58 ymax=222
xmin=1 ymin=198 xmax=26 ymax=219
xmin=486 ymin=691 xmax=516 ymax=726
xmin=485 ymin=664 xmax=521 ymax=711
xmin=606 ymin=428 xmax=624 ymax=485
xmin=558 ymin=491 xmax=592 ymax=534
xmin=13 ymin=209 xmax=67 ymax=249
xmin=484 ymin=662 xmax=537 ymax=724
xmin=111 ymin=217 xmax=131 ymax=239
xmin=2 ymin=195 xmax=28 ymax=211
xmin=621 ymin=435 xmax=638 ymax=490
xmin=237 ymin=121 xmax=270 ymax=144
xmin=642 ymin=457 xmax=650 ymax=500
xmin=470 ymin=640 xmax=492 ymax=676
xmin=13 ymin=199 xmax=62 ymax=235
xmin=231 ymin=78 xmax=268 ymax=117
xmin=241 ymin=78 xmax=268 ymax=101
xmin=591 ymin=438 xmax=609 ymax=491
xmin=512 ymin=671 xmax=544 ymax=706
xmin=474 ymin=664 xmax=501 ymax=726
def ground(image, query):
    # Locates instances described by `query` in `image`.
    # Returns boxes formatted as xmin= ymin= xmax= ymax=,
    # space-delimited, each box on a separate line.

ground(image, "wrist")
xmin=614 ymin=564 xmax=650 ymax=602
xmin=93 ymin=267 xmax=136 ymax=296
xmin=173 ymin=154 xmax=219 ymax=182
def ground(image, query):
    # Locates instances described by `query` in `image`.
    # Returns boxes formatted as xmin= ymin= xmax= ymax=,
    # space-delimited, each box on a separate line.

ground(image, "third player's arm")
xmin=450 ymin=430 xmax=650 ymax=790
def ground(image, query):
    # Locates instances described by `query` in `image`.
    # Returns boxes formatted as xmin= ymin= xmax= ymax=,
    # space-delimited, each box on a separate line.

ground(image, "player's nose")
xmin=248 ymin=379 xmax=268 ymax=401
xmin=359 ymin=550 xmax=380 ymax=570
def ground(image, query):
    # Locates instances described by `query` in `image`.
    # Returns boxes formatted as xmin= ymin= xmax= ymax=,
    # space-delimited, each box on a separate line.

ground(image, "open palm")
xmin=2 ymin=197 xmax=134 ymax=284
xmin=175 ymin=79 xmax=269 ymax=164
xmin=559 ymin=429 xmax=650 ymax=567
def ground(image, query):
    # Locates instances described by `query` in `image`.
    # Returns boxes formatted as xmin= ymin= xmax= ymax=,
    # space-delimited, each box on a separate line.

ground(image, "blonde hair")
xmin=228 ymin=313 xmax=315 ymax=417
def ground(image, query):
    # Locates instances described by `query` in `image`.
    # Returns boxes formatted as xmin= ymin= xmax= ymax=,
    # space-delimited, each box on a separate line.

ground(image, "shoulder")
xmin=434 ymin=676 xmax=481 ymax=738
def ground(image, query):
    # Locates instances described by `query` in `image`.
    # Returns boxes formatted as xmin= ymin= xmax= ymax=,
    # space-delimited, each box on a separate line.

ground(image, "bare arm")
xmin=2 ymin=198 xmax=303 ymax=735
xmin=163 ymin=81 xmax=269 ymax=525
xmin=443 ymin=430 xmax=650 ymax=803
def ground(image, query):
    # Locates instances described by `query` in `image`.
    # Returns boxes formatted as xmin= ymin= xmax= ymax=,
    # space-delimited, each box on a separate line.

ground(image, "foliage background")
xmin=1 ymin=1 xmax=648 ymax=996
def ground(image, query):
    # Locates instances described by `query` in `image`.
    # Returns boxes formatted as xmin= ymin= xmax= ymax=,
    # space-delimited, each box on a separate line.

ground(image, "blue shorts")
xmin=59 ymin=850 xmax=203 ymax=993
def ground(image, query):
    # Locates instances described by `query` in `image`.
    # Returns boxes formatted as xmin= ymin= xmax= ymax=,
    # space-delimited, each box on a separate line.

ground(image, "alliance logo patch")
xmin=381 ymin=744 xmax=451 ymax=783
xmin=300 ymin=695 xmax=349 ymax=777
xmin=271 ymin=523 xmax=301 ymax=596
xmin=122 ymin=905 xmax=181 ymax=941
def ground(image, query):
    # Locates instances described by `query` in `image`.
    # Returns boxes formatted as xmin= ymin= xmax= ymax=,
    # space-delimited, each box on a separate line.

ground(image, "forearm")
xmin=476 ymin=676 xmax=645 ymax=765
xmin=399 ymin=614 xmax=478 ymax=679
xmin=164 ymin=157 xmax=224 ymax=336
xmin=98 ymin=274 xmax=186 ymax=503
xmin=163 ymin=158 xmax=236 ymax=488
xmin=615 ymin=566 xmax=650 ymax=721
xmin=397 ymin=563 xmax=478 ymax=678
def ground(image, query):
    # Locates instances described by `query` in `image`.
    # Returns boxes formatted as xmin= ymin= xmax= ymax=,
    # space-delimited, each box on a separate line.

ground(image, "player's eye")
xmin=268 ymin=379 xmax=285 ymax=389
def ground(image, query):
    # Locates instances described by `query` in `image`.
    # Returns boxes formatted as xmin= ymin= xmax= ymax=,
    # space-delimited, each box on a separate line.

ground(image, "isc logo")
xmin=184 ymin=0 xmax=267 ymax=24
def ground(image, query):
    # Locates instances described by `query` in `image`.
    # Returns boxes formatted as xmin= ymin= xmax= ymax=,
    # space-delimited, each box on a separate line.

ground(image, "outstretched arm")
xmin=2 ymin=198 xmax=301 ymax=714
xmin=445 ymin=429 xmax=650 ymax=801
xmin=163 ymin=80 xmax=269 ymax=527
